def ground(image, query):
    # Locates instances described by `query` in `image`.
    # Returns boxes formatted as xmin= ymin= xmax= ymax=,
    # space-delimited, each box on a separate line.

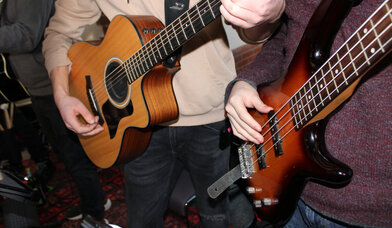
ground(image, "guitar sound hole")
xmin=105 ymin=61 xmax=129 ymax=103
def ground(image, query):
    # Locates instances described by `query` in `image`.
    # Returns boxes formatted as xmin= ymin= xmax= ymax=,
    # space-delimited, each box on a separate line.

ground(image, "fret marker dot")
xmin=299 ymin=105 xmax=302 ymax=108
xmin=335 ymin=69 xmax=339 ymax=74
xmin=308 ymin=95 xmax=311 ymax=99
xmin=371 ymin=48 xmax=375 ymax=53
xmin=363 ymin=28 xmax=368 ymax=34
xmin=320 ymin=84 xmax=323 ymax=88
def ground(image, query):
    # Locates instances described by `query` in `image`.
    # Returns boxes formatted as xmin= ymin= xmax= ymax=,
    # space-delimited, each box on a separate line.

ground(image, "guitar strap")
xmin=163 ymin=0 xmax=189 ymax=68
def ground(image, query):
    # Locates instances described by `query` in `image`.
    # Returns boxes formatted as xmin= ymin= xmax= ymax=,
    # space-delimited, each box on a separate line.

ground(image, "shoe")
xmin=67 ymin=198 xmax=112 ymax=221
xmin=80 ymin=214 xmax=112 ymax=228
xmin=35 ymin=159 xmax=55 ymax=186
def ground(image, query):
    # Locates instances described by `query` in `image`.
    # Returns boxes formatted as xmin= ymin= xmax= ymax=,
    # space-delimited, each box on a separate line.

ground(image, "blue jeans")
xmin=31 ymin=95 xmax=105 ymax=219
xmin=124 ymin=121 xmax=230 ymax=228
xmin=284 ymin=199 xmax=353 ymax=228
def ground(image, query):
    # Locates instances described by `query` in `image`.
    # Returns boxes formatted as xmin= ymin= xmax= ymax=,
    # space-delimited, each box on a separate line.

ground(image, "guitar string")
xmin=118 ymin=0 xmax=222 ymax=85
xmin=253 ymin=0 xmax=391 ymax=137
xmin=247 ymin=1 xmax=391 ymax=147
xmin=251 ymin=32 xmax=392 ymax=171
xmin=248 ymin=11 xmax=392 ymax=171
xmin=91 ymin=0 xmax=218 ymax=97
xmin=91 ymin=0 xmax=220 ymax=100
xmin=89 ymin=0 xmax=218 ymax=96
xmin=244 ymin=4 xmax=392 ymax=170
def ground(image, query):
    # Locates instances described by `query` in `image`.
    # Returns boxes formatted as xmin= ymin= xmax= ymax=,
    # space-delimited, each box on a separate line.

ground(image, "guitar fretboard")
xmin=290 ymin=0 xmax=392 ymax=129
xmin=122 ymin=0 xmax=221 ymax=83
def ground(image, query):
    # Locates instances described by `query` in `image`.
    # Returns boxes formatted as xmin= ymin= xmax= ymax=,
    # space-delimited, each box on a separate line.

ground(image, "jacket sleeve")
xmin=0 ymin=0 xmax=53 ymax=53
xmin=237 ymin=19 xmax=288 ymax=86
xmin=42 ymin=0 xmax=102 ymax=74
xmin=224 ymin=19 xmax=288 ymax=103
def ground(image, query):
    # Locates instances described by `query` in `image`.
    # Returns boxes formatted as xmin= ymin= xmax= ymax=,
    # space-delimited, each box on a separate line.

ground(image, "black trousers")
xmin=31 ymin=95 xmax=105 ymax=219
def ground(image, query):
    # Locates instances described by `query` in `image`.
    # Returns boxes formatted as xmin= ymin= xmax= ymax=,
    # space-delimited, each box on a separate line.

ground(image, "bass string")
xmin=247 ymin=6 xmax=392 ymax=169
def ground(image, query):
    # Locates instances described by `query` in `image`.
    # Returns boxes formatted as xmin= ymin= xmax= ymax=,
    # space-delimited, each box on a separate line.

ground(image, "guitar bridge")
xmin=238 ymin=143 xmax=255 ymax=178
xmin=85 ymin=75 xmax=104 ymax=125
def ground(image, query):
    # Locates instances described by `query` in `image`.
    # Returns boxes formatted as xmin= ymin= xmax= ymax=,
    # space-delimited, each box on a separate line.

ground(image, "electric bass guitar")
xmin=208 ymin=0 xmax=392 ymax=226
xmin=68 ymin=0 xmax=223 ymax=168
xmin=0 ymin=53 xmax=30 ymax=103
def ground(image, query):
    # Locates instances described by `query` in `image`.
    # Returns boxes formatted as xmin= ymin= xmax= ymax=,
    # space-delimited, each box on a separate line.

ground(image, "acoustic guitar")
xmin=68 ymin=0 xmax=223 ymax=168
xmin=0 ymin=53 xmax=30 ymax=103
xmin=208 ymin=0 xmax=392 ymax=226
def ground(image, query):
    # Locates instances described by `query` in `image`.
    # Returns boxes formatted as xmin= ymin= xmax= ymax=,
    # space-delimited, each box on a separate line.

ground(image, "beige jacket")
xmin=43 ymin=0 xmax=236 ymax=126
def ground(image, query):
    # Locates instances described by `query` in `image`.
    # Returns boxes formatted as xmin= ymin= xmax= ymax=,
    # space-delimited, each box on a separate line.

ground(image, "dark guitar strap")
xmin=163 ymin=0 xmax=189 ymax=68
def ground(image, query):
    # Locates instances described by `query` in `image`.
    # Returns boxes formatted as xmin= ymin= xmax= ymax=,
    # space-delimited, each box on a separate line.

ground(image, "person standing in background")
xmin=0 ymin=0 xmax=113 ymax=226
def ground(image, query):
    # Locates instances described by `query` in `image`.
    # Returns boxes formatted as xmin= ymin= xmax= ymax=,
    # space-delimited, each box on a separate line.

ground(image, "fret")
xmin=127 ymin=61 xmax=136 ymax=82
xmin=386 ymin=3 xmax=392 ymax=23
xmin=330 ymin=54 xmax=347 ymax=89
xmin=127 ymin=59 xmax=137 ymax=81
xmin=187 ymin=11 xmax=196 ymax=34
xmin=170 ymin=24 xmax=180 ymax=48
xmin=178 ymin=17 xmax=189 ymax=41
xmin=345 ymin=43 xmax=359 ymax=76
xmin=144 ymin=44 xmax=154 ymax=68
xmin=140 ymin=60 xmax=147 ymax=75
xmin=327 ymin=62 xmax=339 ymax=94
xmin=306 ymin=79 xmax=317 ymax=113
xmin=139 ymin=51 xmax=148 ymax=73
xmin=189 ymin=9 xmax=203 ymax=33
xmin=335 ymin=53 xmax=348 ymax=85
xmin=131 ymin=64 xmax=138 ymax=81
xmin=200 ymin=2 xmax=215 ymax=25
xmin=356 ymin=33 xmax=371 ymax=65
xmin=148 ymin=41 xmax=158 ymax=65
xmin=292 ymin=93 xmax=303 ymax=127
xmin=178 ymin=13 xmax=194 ymax=42
xmin=207 ymin=0 xmax=216 ymax=19
xmin=290 ymin=98 xmax=300 ymax=129
xmin=311 ymin=74 xmax=322 ymax=110
xmin=157 ymin=33 xmax=168 ymax=56
xmin=320 ymin=68 xmax=331 ymax=100
xmin=211 ymin=0 xmax=221 ymax=17
xmin=134 ymin=56 xmax=143 ymax=77
xmin=369 ymin=19 xmax=385 ymax=52
xmin=153 ymin=30 xmax=164 ymax=60
xmin=298 ymin=90 xmax=308 ymax=121
xmin=196 ymin=4 xmax=206 ymax=27
xmin=314 ymin=73 xmax=324 ymax=107
xmin=123 ymin=62 xmax=131 ymax=83
xmin=165 ymin=25 xmax=175 ymax=51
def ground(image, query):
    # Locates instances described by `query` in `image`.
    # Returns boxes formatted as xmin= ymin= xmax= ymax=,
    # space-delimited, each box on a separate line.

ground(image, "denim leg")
xmin=178 ymin=121 xmax=230 ymax=228
xmin=124 ymin=126 xmax=180 ymax=228
xmin=31 ymin=96 xmax=105 ymax=219
xmin=124 ymin=121 xmax=230 ymax=228
xmin=284 ymin=199 xmax=350 ymax=228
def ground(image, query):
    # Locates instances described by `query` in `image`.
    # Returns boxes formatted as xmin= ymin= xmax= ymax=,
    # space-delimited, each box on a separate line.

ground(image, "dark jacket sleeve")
xmin=0 ymin=0 xmax=53 ymax=53
xmin=224 ymin=19 xmax=288 ymax=103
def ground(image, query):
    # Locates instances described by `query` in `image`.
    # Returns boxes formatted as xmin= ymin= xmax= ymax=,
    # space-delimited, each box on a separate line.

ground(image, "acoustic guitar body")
xmin=68 ymin=15 xmax=179 ymax=168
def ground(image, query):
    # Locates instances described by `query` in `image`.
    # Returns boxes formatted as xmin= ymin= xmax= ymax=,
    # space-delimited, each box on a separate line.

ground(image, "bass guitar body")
xmin=68 ymin=15 xmax=179 ymax=168
xmin=243 ymin=0 xmax=392 ymax=226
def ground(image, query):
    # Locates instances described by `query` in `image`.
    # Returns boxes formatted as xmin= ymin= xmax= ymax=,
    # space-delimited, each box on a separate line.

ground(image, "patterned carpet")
xmin=0 ymin=152 xmax=200 ymax=228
